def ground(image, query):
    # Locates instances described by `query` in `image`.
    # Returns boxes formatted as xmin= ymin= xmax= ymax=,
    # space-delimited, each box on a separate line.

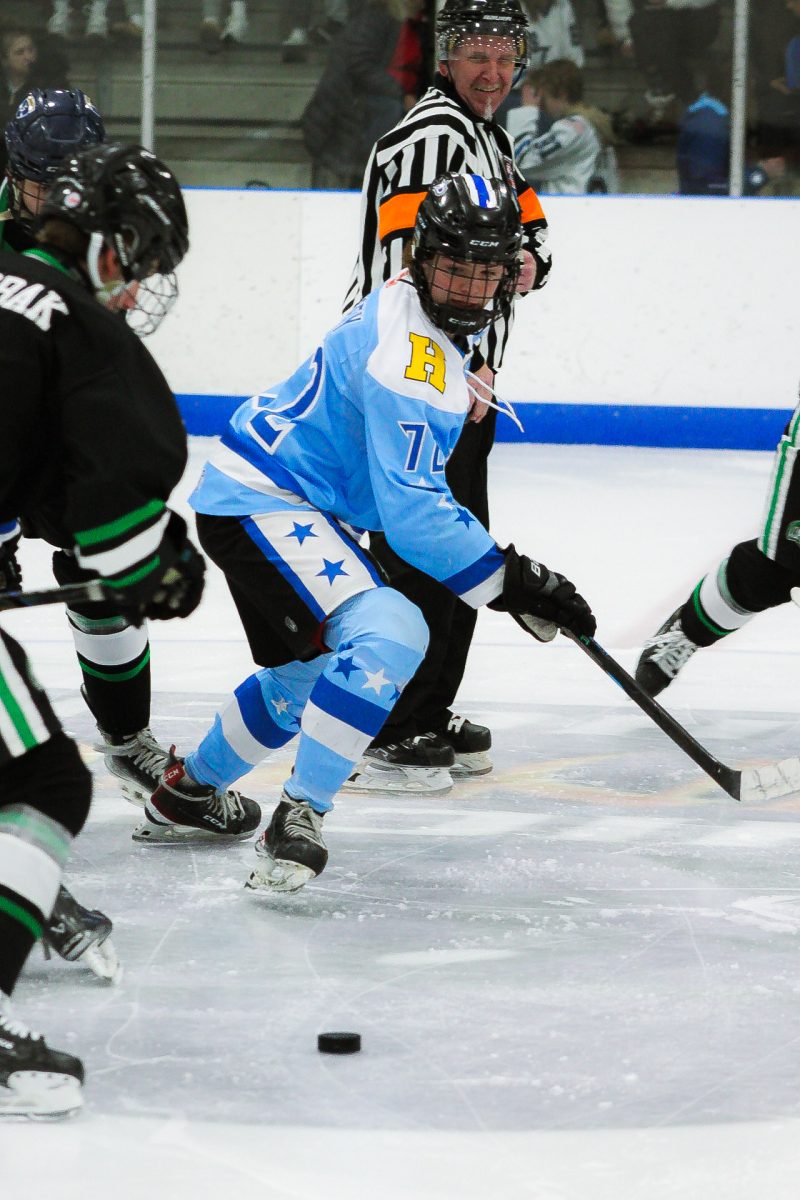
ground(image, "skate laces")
xmin=465 ymin=370 xmax=524 ymax=433
xmin=0 ymin=1002 xmax=39 ymax=1042
xmin=642 ymin=626 xmax=698 ymax=677
xmin=284 ymin=800 xmax=324 ymax=842
xmin=447 ymin=715 xmax=467 ymax=735
xmin=208 ymin=789 xmax=246 ymax=823
xmin=129 ymin=729 xmax=170 ymax=774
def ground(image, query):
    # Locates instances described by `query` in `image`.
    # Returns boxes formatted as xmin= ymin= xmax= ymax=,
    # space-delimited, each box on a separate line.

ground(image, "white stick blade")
xmin=739 ymin=757 xmax=800 ymax=804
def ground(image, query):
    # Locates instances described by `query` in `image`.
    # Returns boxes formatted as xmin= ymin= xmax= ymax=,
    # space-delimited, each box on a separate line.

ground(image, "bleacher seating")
xmin=4 ymin=0 xmax=738 ymax=194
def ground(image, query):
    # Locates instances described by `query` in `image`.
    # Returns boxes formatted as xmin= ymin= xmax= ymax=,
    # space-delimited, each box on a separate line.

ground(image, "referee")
xmin=343 ymin=0 xmax=551 ymax=794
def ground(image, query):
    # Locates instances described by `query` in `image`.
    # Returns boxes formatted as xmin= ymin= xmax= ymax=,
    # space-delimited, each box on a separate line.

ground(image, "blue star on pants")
xmin=287 ymin=522 xmax=317 ymax=545
xmin=317 ymin=558 xmax=349 ymax=584
xmin=333 ymin=655 xmax=359 ymax=681
xmin=454 ymin=507 xmax=475 ymax=528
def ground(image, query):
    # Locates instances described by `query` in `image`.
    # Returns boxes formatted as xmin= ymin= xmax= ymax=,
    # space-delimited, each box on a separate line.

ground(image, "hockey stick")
xmin=0 ymin=580 xmax=109 ymax=613
xmin=563 ymin=629 xmax=800 ymax=804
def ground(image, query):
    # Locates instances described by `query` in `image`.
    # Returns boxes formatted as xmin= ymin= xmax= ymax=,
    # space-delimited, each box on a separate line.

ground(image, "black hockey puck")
xmin=318 ymin=1031 xmax=361 ymax=1054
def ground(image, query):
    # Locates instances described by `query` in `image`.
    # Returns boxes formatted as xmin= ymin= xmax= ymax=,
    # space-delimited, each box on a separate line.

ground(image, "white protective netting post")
xmin=140 ymin=0 xmax=157 ymax=151
xmin=728 ymin=0 xmax=750 ymax=198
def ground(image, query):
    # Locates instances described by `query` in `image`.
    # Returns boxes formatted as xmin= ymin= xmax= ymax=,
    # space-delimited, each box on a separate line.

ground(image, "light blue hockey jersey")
xmin=190 ymin=272 xmax=506 ymax=607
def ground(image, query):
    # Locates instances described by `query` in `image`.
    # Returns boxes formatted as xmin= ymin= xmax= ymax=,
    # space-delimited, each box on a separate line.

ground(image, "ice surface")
xmin=4 ymin=442 xmax=800 ymax=1199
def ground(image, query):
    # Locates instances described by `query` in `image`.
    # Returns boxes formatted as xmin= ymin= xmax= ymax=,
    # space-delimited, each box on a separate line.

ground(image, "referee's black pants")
xmin=368 ymin=409 xmax=495 ymax=744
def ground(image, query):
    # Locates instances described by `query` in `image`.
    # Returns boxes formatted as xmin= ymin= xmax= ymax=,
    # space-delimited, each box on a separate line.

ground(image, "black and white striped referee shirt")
xmin=343 ymin=75 xmax=551 ymax=372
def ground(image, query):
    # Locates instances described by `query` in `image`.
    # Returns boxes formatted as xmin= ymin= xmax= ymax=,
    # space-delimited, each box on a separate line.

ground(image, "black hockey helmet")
xmin=4 ymin=88 xmax=105 ymax=230
xmin=40 ymin=143 xmax=189 ymax=334
xmin=436 ymin=0 xmax=528 ymax=64
xmin=411 ymin=172 xmax=523 ymax=337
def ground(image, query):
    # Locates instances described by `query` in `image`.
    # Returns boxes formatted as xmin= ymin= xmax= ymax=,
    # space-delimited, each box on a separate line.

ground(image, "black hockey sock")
xmin=678 ymin=586 xmax=729 ymax=647
xmin=0 ymin=907 xmax=37 ymax=996
xmin=80 ymin=659 xmax=151 ymax=737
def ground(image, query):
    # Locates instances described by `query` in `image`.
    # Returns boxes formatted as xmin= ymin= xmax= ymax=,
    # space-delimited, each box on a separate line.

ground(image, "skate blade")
xmin=0 ymin=1073 xmax=83 ymax=1120
xmin=82 ymin=936 xmax=123 ymax=984
xmin=104 ymin=761 xmax=149 ymax=809
xmin=245 ymin=857 xmax=315 ymax=895
xmin=340 ymin=766 xmax=453 ymax=796
xmin=450 ymin=751 xmax=493 ymax=778
xmin=132 ymin=820 xmax=253 ymax=845
xmin=117 ymin=781 xmax=147 ymax=809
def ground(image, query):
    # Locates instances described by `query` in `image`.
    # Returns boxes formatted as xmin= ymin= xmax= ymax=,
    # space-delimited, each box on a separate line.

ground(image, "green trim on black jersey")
xmin=22 ymin=248 xmax=71 ymax=276
xmin=105 ymin=555 xmax=162 ymax=590
xmin=75 ymin=499 xmax=166 ymax=548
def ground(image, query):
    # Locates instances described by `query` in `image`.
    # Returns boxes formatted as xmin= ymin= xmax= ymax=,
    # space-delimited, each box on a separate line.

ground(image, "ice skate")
xmin=43 ymin=886 xmax=121 ymax=983
xmin=101 ymin=726 xmax=171 ymax=808
xmin=431 ymin=714 xmax=492 ymax=777
xmin=635 ymin=607 xmax=699 ymax=697
xmin=0 ymin=994 xmax=84 ymax=1120
xmin=133 ymin=751 xmax=261 ymax=843
xmin=246 ymin=794 xmax=327 ymax=894
xmin=341 ymin=732 xmax=454 ymax=795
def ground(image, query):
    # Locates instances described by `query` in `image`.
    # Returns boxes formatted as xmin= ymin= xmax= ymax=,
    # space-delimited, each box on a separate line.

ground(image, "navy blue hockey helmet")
xmin=411 ymin=172 xmax=523 ymax=337
xmin=5 ymin=88 xmax=105 ymax=232
xmin=5 ymin=88 xmax=105 ymax=183
xmin=436 ymin=0 xmax=528 ymax=64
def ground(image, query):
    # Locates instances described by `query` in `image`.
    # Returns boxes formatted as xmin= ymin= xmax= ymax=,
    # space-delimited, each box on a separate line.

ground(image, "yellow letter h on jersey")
xmin=404 ymin=333 xmax=446 ymax=394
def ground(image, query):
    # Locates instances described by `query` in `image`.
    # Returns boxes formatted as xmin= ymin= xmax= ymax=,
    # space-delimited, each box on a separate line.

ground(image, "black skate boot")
xmin=133 ymin=750 xmax=261 ymax=843
xmin=246 ymin=794 xmax=327 ymax=894
xmin=43 ymin=886 xmax=121 ymax=983
xmin=341 ymin=733 xmax=454 ymax=795
xmin=101 ymin=726 xmax=171 ymax=808
xmin=430 ymin=714 xmax=492 ymax=777
xmin=0 ymin=993 xmax=84 ymax=1119
xmin=635 ymin=607 xmax=700 ymax=697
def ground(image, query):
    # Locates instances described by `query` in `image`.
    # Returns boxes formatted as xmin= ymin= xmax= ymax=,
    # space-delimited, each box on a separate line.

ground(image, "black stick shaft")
xmin=564 ymin=630 xmax=741 ymax=801
xmin=0 ymin=580 xmax=109 ymax=613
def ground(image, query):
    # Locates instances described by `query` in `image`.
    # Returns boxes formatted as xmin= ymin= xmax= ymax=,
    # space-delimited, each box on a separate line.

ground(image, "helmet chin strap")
xmin=86 ymin=230 xmax=129 ymax=305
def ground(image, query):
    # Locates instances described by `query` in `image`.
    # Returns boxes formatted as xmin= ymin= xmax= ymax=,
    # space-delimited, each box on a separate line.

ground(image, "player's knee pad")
xmin=0 ymin=732 xmax=91 ymax=837
xmin=326 ymin=587 xmax=429 ymax=693
xmin=330 ymin=587 xmax=428 ymax=656
xmin=726 ymin=539 xmax=799 ymax=612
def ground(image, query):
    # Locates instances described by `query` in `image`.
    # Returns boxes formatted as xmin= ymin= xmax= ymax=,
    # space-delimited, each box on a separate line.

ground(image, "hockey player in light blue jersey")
xmin=137 ymin=172 xmax=597 ymax=892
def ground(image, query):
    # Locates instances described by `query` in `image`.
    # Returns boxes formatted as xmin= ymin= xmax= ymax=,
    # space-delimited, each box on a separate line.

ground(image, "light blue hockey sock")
xmin=286 ymin=588 xmax=428 ymax=814
xmin=186 ymin=658 xmax=325 ymax=791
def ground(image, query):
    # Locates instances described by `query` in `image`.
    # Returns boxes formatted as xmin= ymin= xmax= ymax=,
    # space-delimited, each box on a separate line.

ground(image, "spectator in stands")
xmin=601 ymin=0 xmax=634 ymax=56
xmin=628 ymin=0 xmax=721 ymax=117
xmin=1 ymin=27 xmax=38 ymax=109
xmin=1 ymin=24 xmax=70 ymax=176
xmin=200 ymin=1 xmax=249 ymax=51
xmin=301 ymin=0 xmax=414 ymax=187
xmin=752 ymin=0 xmax=800 ymax=170
xmin=507 ymin=58 xmax=619 ymax=192
xmin=282 ymin=0 xmax=348 ymax=63
xmin=522 ymin=0 xmax=584 ymax=69
xmin=48 ymin=1 xmax=145 ymax=40
xmin=677 ymin=82 xmax=787 ymax=197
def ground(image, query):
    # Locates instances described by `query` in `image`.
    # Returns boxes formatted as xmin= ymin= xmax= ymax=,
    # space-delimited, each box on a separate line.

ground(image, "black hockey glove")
xmin=0 ymin=533 xmax=22 ymax=593
xmin=489 ymin=545 xmax=596 ymax=642
xmin=141 ymin=514 xmax=206 ymax=623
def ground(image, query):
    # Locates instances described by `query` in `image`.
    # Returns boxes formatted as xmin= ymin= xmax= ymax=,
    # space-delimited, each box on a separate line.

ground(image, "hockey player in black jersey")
xmin=0 ymin=141 xmax=215 ymax=1119
xmin=2 ymin=89 xmax=180 ymax=811
xmin=635 ymin=396 xmax=800 ymax=697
